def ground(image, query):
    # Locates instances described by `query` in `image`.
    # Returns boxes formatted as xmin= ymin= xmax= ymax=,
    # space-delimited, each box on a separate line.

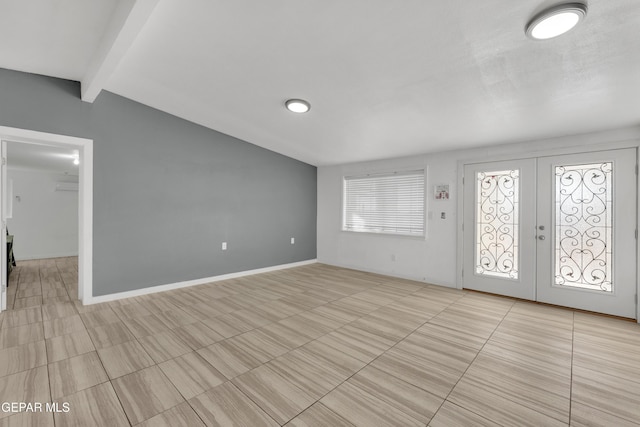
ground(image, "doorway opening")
xmin=0 ymin=126 xmax=93 ymax=312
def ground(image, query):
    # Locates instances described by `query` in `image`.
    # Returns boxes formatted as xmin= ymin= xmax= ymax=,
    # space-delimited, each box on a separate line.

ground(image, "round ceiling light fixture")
xmin=285 ymin=99 xmax=311 ymax=113
xmin=526 ymin=2 xmax=587 ymax=40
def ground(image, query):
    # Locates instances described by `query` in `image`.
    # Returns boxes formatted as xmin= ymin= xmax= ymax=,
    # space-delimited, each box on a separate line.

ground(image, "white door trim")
xmin=0 ymin=126 xmax=93 ymax=309
xmin=457 ymin=138 xmax=640 ymax=322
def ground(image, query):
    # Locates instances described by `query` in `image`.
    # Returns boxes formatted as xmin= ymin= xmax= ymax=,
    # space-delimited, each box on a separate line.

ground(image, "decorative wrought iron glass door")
xmin=463 ymin=149 xmax=637 ymax=318
xmin=536 ymin=149 xmax=636 ymax=318
xmin=463 ymin=159 xmax=537 ymax=300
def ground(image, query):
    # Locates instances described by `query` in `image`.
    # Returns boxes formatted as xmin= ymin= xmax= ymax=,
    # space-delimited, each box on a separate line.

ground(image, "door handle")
xmin=538 ymin=225 xmax=545 ymax=230
xmin=538 ymin=235 xmax=546 ymax=240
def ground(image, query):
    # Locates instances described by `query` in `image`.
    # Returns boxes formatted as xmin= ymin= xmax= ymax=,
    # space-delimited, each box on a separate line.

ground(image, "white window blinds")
xmin=343 ymin=170 xmax=425 ymax=236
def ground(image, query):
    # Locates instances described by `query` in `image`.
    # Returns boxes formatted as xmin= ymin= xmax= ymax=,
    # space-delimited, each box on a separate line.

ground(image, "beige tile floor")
xmin=1 ymin=257 xmax=639 ymax=426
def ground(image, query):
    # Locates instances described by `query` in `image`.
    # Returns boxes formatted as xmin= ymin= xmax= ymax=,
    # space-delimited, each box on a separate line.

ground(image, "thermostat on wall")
xmin=434 ymin=184 xmax=449 ymax=200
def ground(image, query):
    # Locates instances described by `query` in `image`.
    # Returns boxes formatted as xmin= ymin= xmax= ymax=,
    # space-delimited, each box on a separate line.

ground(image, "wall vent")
xmin=55 ymin=182 xmax=79 ymax=192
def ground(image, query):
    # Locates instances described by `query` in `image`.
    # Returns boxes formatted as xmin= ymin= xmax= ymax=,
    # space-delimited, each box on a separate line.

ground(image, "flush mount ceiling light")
xmin=526 ymin=2 xmax=587 ymax=40
xmin=285 ymin=99 xmax=311 ymax=113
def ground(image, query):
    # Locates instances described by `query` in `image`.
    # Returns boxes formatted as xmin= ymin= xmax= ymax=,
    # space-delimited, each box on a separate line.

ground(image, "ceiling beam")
xmin=81 ymin=0 xmax=160 ymax=103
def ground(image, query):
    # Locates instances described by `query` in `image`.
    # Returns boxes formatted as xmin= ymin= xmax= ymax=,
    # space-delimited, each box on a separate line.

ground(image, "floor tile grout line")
xmin=428 ymin=400 xmax=498 ymax=427
xmin=1 ymin=263 xmax=336 ymax=384
xmin=37 ymin=261 xmax=56 ymax=422
xmin=227 ymin=381 xmax=283 ymax=427
xmin=42 ymin=268 xmax=55 ymax=426
xmin=429 ymin=298 xmax=516 ymax=426
xmin=149 ymin=267 xmax=368 ymax=425
xmin=434 ymin=300 xmax=575 ymax=426
xmin=13 ymin=260 xmax=34 ymax=309
xmin=8 ymin=264 xmax=19 ymax=310
xmin=285 ymin=403 xmax=358 ymax=427
xmin=74 ymin=294 xmax=135 ymax=427
xmin=108 ymin=283 xmax=309 ymax=426
xmin=182 ymin=393 xmax=218 ymax=427
xmin=210 ymin=276 xmax=403 ymax=425
xmin=225 ymin=282 xmax=468 ymax=426
xmin=10 ymin=258 xmax=73 ymax=310
xmin=292 ymin=290 xmax=469 ymax=424
xmin=177 ymin=275 xmax=437 ymax=425
xmin=145 ymin=338 xmax=223 ymax=426
xmin=72 ymin=269 xmax=364 ymax=425
xmin=568 ymin=311 xmax=575 ymax=426
xmin=54 ymin=259 xmax=73 ymax=305
xmin=50 ymin=260 xmax=110 ymax=426
xmin=39 ymin=261 xmax=44 ymax=305
xmin=6 ymin=260 xmax=635 ymax=426
xmin=114 ymin=274 xmax=396 ymax=354
xmin=0 ymin=261 xmax=435 ymax=421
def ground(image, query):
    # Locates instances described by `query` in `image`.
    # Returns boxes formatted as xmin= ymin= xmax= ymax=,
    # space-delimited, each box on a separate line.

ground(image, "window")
xmin=343 ymin=170 xmax=425 ymax=236
xmin=555 ymin=162 xmax=613 ymax=292
xmin=475 ymin=169 xmax=519 ymax=279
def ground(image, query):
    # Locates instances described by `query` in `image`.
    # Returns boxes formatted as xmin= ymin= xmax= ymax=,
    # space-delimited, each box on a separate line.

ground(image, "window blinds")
xmin=343 ymin=170 xmax=425 ymax=236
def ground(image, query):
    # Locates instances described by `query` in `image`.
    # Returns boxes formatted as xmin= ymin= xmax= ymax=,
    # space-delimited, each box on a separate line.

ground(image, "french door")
xmin=463 ymin=148 xmax=637 ymax=318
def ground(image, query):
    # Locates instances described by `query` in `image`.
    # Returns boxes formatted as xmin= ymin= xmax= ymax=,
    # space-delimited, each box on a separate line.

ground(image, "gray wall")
xmin=0 ymin=68 xmax=317 ymax=296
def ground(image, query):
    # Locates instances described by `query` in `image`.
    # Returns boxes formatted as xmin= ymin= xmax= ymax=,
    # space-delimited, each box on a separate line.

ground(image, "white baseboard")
xmin=317 ymin=260 xmax=457 ymax=288
xmin=85 ymin=259 xmax=318 ymax=305
xmin=15 ymin=252 xmax=79 ymax=261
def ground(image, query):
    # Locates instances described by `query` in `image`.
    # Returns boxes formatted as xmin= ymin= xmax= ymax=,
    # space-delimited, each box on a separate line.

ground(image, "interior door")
xmin=536 ymin=149 xmax=637 ymax=318
xmin=462 ymin=159 xmax=537 ymax=300
xmin=463 ymin=148 xmax=638 ymax=319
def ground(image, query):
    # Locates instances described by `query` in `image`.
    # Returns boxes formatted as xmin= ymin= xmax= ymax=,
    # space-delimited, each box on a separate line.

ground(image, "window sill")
xmin=341 ymin=229 xmax=426 ymax=240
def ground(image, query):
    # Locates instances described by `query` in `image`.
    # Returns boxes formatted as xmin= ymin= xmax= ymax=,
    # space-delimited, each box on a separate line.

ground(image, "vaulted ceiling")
xmin=1 ymin=0 xmax=639 ymax=166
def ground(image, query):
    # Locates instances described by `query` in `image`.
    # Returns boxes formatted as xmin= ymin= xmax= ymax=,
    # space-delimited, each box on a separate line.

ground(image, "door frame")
xmin=456 ymin=138 xmax=640 ymax=322
xmin=0 ymin=126 xmax=93 ymax=311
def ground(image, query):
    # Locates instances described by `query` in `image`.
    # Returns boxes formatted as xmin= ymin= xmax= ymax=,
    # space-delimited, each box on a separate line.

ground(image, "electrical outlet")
xmin=291 ymin=237 xmax=295 ymax=244
xmin=221 ymin=242 xmax=227 ymax=250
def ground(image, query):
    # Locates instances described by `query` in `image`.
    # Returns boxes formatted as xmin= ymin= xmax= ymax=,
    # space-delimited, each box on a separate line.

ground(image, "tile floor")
xmin=0 ymin=257 xmax=639 ymax=426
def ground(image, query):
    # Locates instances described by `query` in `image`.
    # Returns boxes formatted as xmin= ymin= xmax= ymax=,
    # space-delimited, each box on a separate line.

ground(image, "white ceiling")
xmin=7 ymin=141 xmax=78 ymax=175
xmin=0 ymin=0 xmax=120 ymax=81
xmin=1 ymin=0 xmax=639 ymax=166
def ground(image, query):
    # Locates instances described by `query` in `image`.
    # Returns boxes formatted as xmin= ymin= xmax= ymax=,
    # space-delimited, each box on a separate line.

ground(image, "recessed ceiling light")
xmin=285 ymin=99 xmax=311 ymax=113
xmin=526 ymin=3 xmax=587 ymax=40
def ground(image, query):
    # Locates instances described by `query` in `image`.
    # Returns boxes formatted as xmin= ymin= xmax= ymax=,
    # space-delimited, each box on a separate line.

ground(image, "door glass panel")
xmin=555 ymin=162 xmax=613 ymax=292
xmin=476 ymin=170 xmax=519 ymax=279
